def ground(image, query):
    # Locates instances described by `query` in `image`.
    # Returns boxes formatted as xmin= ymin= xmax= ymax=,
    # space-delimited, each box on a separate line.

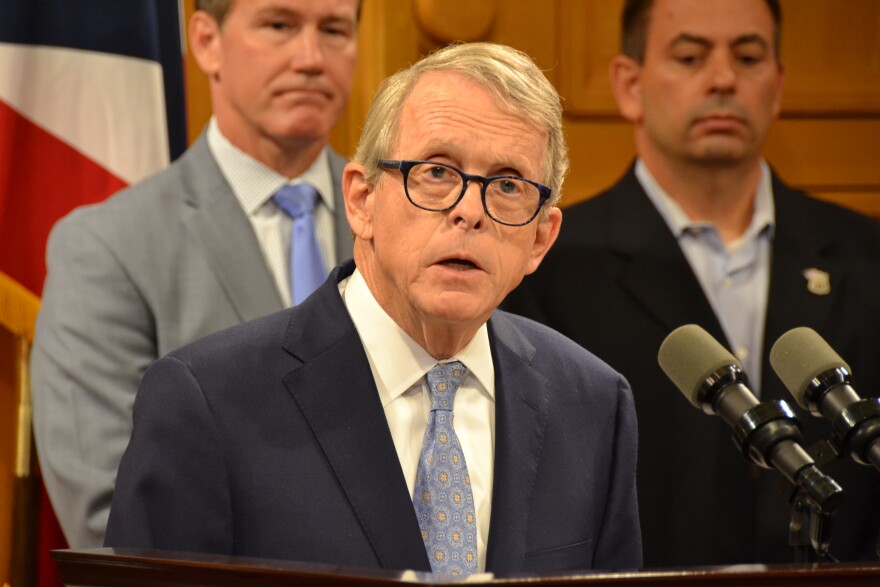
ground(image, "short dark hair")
xmin=620 ymin=0 xmax=781 ymax=63
xmin=195 ymin=0 xmax=362 ymax=28
xmin=195 ymin=0 xmax=232 ymax=26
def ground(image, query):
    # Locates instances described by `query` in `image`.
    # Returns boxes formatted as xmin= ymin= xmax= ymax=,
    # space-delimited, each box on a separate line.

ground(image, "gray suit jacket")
xmin=31 ymin=136 xmax=353 ymax=547
xmin=105 ymin=260 xmax=642 ymax=573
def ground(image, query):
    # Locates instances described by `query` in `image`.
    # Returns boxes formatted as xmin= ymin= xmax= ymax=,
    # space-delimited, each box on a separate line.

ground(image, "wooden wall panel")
xmin=780 ymin=0 xmax=880 ymax=114
xmin=412 ymin=0 xmax=557 ymax=79
xmin=558 ymin=0 xmax=621 ymax=116
xmin=765 ymin=119 xmax=880 ymax=188
xmin=813 ymin=192 xmax=880 ymax=219
xmin=559 ymin=121 xmax=633 ymax=206
xmin=182 ymin=1 xmax=880 ymax=219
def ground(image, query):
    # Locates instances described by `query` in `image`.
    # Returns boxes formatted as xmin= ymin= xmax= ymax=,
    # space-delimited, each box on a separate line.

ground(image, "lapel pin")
xmin=802 ymin=268 xmax=831 ymax=296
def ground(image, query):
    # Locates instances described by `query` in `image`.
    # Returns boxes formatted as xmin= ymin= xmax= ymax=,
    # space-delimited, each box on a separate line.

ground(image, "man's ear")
xmin=525 ymin=206 xmax=562 ymax=275
xmin=343 ymin=162 xmax=374 ymax=241
xmin=609 ymin=54 xmax=643 ymax=123
xmin=189 ymin=11 xmax=222 ymax=79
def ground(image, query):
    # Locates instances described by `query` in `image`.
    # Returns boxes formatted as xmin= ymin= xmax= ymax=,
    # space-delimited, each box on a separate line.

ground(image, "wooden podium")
xmin=53 ymin=548 xmax=880 ymax=587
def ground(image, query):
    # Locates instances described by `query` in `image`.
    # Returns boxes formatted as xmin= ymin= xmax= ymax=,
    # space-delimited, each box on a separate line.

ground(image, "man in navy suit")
xmin=105 ymin=42 xmax=642 ymax=575
xmin=504 ymin=0 xmax=880 ymax=568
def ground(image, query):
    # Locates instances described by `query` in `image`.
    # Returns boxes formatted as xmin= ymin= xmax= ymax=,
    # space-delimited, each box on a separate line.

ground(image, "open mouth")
xmin=439 ymin=259 xmax=479 ymax=271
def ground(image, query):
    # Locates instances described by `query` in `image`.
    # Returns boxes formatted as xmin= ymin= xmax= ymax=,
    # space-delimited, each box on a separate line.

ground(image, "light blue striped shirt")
xmin=637 ymin=159 xmax=775 ymax=392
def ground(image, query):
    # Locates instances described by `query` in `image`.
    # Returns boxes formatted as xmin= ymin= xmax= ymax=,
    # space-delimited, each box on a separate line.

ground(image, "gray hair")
xmin=353 ymin=42 xmax=568 ymax=207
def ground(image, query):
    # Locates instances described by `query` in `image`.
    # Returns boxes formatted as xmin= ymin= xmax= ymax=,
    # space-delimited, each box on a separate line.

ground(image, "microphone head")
xmin=769 ymin=327 xmax=850 ymax=410
xmin=658 ymin=324 xmax=742 ymax=409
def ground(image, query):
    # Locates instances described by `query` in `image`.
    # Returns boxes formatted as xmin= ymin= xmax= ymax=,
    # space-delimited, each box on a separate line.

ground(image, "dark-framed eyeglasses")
xmin=377 ymin=159 xmax=552 ymax=227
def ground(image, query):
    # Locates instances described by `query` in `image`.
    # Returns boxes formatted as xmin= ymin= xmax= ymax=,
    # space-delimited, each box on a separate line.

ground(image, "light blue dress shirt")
xmin=636 ymin=160 xmax=775 ymax=393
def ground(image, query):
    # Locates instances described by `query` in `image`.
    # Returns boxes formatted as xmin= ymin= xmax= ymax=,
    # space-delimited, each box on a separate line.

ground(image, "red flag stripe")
xmin=0 ymin=99 xmax=127 ymax=295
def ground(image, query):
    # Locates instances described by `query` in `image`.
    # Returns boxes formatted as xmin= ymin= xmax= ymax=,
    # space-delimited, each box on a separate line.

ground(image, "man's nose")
xmin=290 ymin=26 xmax=325 ymax=74
xmin=708 ymin=53 xmax=737 ymax=93
xmin=451 ymin=180 xmax=486 ymax=230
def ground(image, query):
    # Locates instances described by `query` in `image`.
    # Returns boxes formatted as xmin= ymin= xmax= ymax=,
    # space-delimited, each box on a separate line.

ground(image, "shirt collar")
xmin=635 ymin=158 xmax=776 ymax=242
xmin=206 ymin=117 xmax=335 ymax=215
xmin=342 ymin=268 xmax=495 ymax=408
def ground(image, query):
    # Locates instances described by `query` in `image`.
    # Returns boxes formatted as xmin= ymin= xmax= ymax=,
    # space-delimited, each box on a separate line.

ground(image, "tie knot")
xmin=425 ymin=361 xmax=467 ymax=411
xmin=273 ymin=183 xmax=318 ymax=219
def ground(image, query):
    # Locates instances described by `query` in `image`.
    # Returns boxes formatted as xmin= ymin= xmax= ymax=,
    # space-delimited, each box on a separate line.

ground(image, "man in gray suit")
xmin=31 ymin=0 xmax=359 ymax=548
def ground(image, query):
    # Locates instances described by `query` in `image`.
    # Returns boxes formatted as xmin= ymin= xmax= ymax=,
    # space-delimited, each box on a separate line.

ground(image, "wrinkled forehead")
xmin=393 ymin=72 xmax=547 ymax=175
xmin=395 ymin=71 xmax=536 ymax=144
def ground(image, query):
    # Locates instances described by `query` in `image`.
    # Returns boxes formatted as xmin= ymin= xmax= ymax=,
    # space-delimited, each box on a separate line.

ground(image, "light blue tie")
xmin=272 ymin=184 xmax=327 ymax=305
xmin=413 ymin=361 xmax=478 ymax=576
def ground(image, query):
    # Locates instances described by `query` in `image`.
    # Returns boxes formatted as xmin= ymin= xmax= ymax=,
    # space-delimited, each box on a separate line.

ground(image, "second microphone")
xmin=658 ymin=324 xmax=843 ymax=514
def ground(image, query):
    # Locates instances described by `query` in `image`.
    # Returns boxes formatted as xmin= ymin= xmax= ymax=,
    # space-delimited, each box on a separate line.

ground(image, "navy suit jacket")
xmin=503 ymin=165 xmax=880 ymax=567
xmin=105 ymin=260 xmax=642 ymax=574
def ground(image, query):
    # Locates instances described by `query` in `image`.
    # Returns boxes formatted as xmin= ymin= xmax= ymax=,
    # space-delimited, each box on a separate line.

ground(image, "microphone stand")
xmin=789 ymin=440 xmax=841 ymax=562
xmin=788 ymin=479 xmax=837 ymax=562
xmin=718 ymin=391 xmax=843 ymax=561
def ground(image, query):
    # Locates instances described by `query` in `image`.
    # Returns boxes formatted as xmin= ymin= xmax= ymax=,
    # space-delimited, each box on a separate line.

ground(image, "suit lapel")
xmin=182 ymin=145 xmax=351 ymax=320
xmin=605 ymin=170 xmax=844 ymax=396
xmin=608 ymin=170 xmax=730 ymax=346
xmin=182 ymin=135 xmax=283 ymax=322
xmin=484 ymin=313 xmax=548 ymax=572
xmin=280 ymin=264 xmax=431 ymax=571
xmin=179 ymin=137 xmax=284 ymax=322
xmin=762 ymin=178 xmax=841 ymax=394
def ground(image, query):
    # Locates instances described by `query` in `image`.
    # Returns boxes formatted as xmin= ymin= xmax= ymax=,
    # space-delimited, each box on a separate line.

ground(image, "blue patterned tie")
xmin=272 ymin=184 xmax=327 ymax=305
xmin=413 ymin=361 xmax=478 ymax=576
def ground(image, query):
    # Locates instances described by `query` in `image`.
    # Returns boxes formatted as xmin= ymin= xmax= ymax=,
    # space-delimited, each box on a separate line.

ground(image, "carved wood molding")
xmin=414 ymin=0 xmax=499 ymax=43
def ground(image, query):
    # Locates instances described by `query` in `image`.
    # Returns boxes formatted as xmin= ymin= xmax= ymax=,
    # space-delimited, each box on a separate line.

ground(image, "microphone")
xmin=658 ymin=324 xmax=843 ymax=512
xmin=770 ymin=326 xmax=880 ymax=473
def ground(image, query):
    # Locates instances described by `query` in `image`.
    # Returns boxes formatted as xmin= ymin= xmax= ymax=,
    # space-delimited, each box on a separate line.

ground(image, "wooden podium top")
xmin=53 ymin=548 xmax=880 ymax=587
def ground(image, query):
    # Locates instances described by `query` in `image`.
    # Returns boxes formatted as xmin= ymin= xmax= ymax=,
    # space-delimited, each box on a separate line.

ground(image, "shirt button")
xmin=722 ymin=277 xmax=733 ymax=288
xmin=736 ymin=347 xmax=749 ymax=361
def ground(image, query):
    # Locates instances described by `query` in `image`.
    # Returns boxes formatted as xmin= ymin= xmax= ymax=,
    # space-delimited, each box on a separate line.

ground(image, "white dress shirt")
xmin=637 ymin=159 xmax=775 ymax=391
xmin=340 ymin=269 xmax=496 ymax=572
xmin=206 ymin=118 xmax=338 ymax=307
